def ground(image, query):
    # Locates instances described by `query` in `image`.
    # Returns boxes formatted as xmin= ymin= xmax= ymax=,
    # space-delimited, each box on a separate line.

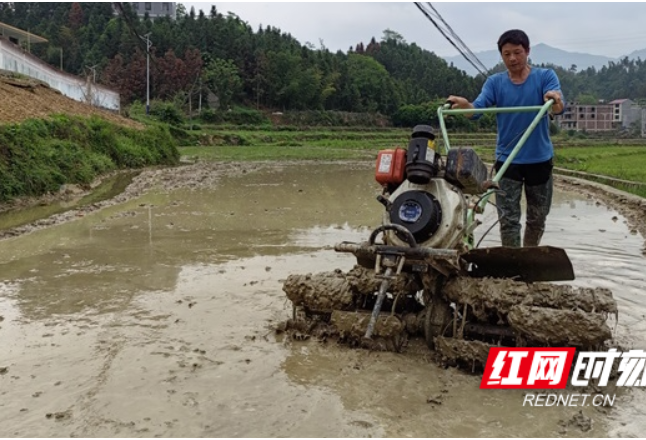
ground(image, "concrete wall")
xmin=0 ymin=38 xmax=120 ymax=111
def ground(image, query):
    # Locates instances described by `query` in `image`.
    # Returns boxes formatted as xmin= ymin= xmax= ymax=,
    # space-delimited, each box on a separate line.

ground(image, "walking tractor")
xmin=282 ymin=101 xmax=617 ymax=366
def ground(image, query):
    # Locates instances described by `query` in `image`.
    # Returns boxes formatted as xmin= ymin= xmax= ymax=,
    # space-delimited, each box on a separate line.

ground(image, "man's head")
xmin=497 ymin=29 xmax=530 ymax=75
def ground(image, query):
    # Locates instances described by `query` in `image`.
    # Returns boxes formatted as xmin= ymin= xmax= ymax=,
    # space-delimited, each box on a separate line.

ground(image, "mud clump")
xmin=443 ymin=277 xmax=615 ymax=347
xmin=345 ymin=265 xmax=420 ymax=295
xmin=443 ymin=277 xmax=617 ymax=320
xmin=283 ymin=270 xmax=354 ymax=313
xmin=559 ymin=410 xmax=593 ymax=433
xmin=331 ymin=310 xmax=404 ymax=339
xmin=281 ymin=311 xmax=408 ymax=352
xmin=282 ymin=265 xmax=419 ymax=313
xmin=508 ymin=306 xmax=612 ymax=346
xmin=434 ymin=337 xmax=492 ymax=366
xmin=282 ymin=266 xmax=617 ymax=364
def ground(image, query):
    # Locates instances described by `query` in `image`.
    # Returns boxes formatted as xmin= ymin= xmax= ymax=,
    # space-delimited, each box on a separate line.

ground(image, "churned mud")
xmin=1 ymin=161 xmax=645 ymax=437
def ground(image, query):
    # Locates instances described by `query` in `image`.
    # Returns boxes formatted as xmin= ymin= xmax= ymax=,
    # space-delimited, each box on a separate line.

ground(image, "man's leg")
xmin=523 ymin=174 xmax=553 ymax=247
xmin=496 ymin=177 xmax=523 ymax=247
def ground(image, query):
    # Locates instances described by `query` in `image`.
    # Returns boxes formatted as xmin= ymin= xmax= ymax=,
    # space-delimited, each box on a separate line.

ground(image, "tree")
xmin=203 ymin=58 xmax=243 ymax=109
xmin=345 ymin=54 xmax=400 ymax=113
xmin=176 ymin=3 xmax=186 ymax=20
xmin=68 ymin=2 xmax=84 ymax=30
xmin=382 ymin=29 xmax=405 ymax=45
xmin=102 ymin=51 xmax=147 ymax=104
xmin=575 ymin=93 xmax=598 ymax=105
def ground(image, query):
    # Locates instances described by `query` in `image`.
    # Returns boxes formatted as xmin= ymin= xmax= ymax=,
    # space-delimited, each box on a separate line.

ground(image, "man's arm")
xmin=448 ymin=76 xmax=496 ymax=119
xmin=543 ymin=70 xmax=565 ymax=114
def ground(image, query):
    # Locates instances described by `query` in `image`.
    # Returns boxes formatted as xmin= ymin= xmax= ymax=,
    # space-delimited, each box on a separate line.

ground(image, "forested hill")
xmin=0 ymin=2 xmax=478 ymax=115
xmin=1 ymin=2 xmax=646 ymax=117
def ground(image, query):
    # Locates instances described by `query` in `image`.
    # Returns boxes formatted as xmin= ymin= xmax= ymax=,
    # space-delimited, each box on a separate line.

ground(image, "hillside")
xmin=0 ymin=73 xmax=141 ymax=129
xmin=444 ymin=43 xmax=617 ymax=76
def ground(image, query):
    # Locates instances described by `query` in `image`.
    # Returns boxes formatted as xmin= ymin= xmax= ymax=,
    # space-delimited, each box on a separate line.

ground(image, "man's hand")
xmin=447 ymin=95 xmax=473 ymax=110
xmin=446 ymin=95 xmax=476 ymax=118
xmin=544 ymin=90 xmax=564 ymax=114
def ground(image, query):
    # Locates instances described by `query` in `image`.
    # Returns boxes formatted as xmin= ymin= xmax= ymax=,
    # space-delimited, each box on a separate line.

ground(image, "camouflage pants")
xmin=495 ymin=174 xmax=553 ymax=248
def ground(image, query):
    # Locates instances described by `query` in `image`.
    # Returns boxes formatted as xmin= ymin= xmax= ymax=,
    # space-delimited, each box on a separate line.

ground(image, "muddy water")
xmin=0 ymin=172 xmax=137 ymax=232
xmin=1 ymin=163 xmax=645 ymax=437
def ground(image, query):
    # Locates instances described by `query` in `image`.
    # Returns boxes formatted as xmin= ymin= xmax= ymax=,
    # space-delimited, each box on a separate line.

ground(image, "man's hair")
xmin=497 ymin=29 xmax=530 ymax=52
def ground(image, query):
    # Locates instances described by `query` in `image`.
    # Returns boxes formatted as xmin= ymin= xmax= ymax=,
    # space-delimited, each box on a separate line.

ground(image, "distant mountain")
xmin=443 ymin=43 xmax=621 ymax=76
xmin=626 ymin=48 xmax=646 ymax=60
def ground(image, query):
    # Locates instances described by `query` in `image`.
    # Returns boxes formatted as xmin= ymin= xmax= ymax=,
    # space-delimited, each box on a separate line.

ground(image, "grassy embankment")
xmin=0 ymin=114 xmax=179 ymax=204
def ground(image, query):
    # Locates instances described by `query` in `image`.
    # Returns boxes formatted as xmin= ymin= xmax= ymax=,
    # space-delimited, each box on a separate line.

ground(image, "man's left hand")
xmin=544 ymin=90 xmax=564 ymax=114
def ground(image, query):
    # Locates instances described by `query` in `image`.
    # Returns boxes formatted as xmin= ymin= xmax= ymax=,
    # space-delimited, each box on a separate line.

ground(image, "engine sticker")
xmin=378 ymin=153 xmax=393 ymax=173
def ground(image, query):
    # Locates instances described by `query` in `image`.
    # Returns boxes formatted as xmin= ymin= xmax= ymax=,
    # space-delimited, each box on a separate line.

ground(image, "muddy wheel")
xmin=424 ymin=295 xmax=453 ymax=350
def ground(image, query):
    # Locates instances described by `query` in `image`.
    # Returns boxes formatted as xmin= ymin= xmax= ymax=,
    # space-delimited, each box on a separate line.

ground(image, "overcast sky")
xmin=182 ymin=2 xmax=646 ymax=59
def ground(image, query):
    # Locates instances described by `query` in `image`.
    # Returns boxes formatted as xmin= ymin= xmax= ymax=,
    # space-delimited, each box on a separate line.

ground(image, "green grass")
xmin=552 ymin=145 xmax=646 ymax=197
xmin=554 ymin=146 xmax=645 ymax=174
xmin=179 ymin=145 xmax=377 ymax=161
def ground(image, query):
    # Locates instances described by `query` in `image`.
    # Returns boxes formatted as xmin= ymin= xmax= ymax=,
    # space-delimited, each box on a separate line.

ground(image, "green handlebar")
xmin=437 ymin=100 xmax=554 ymax=155
xmin=436 ymin=100 xmax=555 ymax=246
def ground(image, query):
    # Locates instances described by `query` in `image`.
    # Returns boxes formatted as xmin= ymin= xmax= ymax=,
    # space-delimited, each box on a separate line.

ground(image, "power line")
xmin=113 ymin=2 xmax=153 ymax=54
xmin=424 ymin=3 xmax=488 ymax=74
xmin=414 ymin=2 xmax=489 ymax=77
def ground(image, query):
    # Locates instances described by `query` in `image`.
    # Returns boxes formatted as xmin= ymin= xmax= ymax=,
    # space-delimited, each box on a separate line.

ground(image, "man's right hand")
xmin=447 ymin=95 xmax=473 ymax=110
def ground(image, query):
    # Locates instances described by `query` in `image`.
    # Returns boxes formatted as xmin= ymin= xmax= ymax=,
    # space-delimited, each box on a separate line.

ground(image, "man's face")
xmin=500 ymin=43 xmax=529 ymax=74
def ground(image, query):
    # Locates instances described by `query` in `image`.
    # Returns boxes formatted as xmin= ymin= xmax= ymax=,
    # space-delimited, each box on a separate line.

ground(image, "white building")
xmin=0 ymin=22 xmax=120 ymax=111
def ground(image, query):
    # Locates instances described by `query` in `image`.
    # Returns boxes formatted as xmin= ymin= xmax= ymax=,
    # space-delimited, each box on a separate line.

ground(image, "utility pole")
xmin=86 ymin=64 xmax=98 ymax=106
xmin=139 ymin=33 xmax=152 ymax=115
xmin=87 ymin=64 xmax=97 ymax=83
xmin=198 ymin=77 xmax=202 ymax=114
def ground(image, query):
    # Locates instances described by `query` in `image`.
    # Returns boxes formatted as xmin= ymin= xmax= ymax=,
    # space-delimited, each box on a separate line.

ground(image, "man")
xmin=448 ymin=29 xmax=564 ymax=247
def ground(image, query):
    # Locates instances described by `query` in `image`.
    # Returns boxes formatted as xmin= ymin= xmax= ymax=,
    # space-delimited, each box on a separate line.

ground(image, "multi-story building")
xmin=555 ymin=99 xmax=645 ymax=133
xmin=128 ymin=2 xmax=176 ymax=19
xmin=609 ymin=99 xmax=642 ymax=129
xmin=556 ymin=102 xmax=615 ymax=132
